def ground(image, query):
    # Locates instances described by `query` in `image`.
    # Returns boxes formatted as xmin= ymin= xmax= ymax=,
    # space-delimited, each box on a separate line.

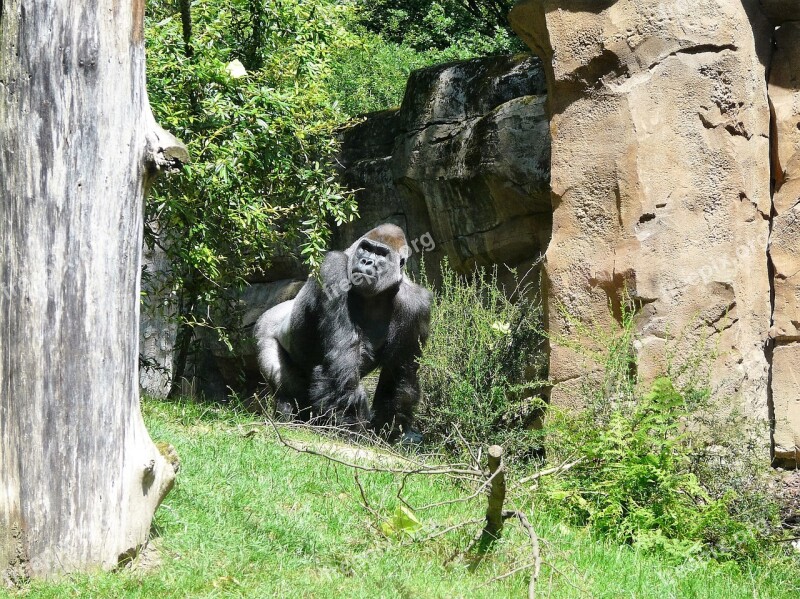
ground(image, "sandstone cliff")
xmin=509 ymin=0 xmax=799 ymax=466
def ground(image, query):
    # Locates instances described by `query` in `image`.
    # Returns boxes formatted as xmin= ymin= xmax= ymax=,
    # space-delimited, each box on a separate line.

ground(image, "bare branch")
xmin=413 ymin=461 xmax=504 ymax=512
xmin=266 ymin=418 xmax=484 ymax=478
xmin=516 ymin=457 xmax=584 ymax=486
xmin=452 ymin=424 xmax=480 ymax=468
xmin=417 ymin=517 xmax=485 ymax=543
xmin=503 ymin=510 xmax=540 ymax=599
xmin=477 ymin=561 xmax=537 ymax=588
xmin=353 ymin=472 xmax=384 ymax=527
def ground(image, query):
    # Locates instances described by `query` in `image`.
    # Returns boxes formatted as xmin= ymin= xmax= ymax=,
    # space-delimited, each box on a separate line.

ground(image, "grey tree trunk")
xmin=0 ymin=0 xmax=183 ymax=578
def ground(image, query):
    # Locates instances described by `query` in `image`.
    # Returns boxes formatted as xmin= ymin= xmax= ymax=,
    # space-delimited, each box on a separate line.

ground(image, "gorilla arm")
xmin=306 ymin=250 xmax=370 ymax=425
xmin=371 ymin=281 xmax=432 ymax=438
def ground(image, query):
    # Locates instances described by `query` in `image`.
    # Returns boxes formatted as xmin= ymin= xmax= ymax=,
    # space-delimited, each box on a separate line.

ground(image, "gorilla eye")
xmin=361 ymin=240 xmax=390 ymax=257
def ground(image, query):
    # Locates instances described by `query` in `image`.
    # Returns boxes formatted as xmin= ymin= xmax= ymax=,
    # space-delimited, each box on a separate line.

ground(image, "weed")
xmin=416 ymin=259 xmax=547 ymax=463
xmin=541 ymin=301 xmax=788 ymax=565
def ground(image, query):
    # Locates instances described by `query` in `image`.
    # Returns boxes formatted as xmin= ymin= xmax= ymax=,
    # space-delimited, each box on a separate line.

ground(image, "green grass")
xmin=6 ymin=398 xmax=799 ymax=598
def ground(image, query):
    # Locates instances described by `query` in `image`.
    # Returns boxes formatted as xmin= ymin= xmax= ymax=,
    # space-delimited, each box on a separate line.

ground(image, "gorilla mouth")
xmin=351 ymin=272 xmax=376 ymax=285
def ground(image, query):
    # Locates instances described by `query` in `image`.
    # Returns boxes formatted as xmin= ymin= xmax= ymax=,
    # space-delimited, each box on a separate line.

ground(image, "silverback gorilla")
xmin=255 ymin=224 xmax=432 ymax=441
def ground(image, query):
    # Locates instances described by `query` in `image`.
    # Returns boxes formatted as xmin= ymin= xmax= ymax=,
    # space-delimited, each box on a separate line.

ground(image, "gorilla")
xmin=255 ymin=224 xmax=432 ymax=441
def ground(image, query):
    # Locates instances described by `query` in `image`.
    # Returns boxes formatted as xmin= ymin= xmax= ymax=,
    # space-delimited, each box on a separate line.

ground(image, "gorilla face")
xmin=347 ymin=225 xmax=407 ymax=297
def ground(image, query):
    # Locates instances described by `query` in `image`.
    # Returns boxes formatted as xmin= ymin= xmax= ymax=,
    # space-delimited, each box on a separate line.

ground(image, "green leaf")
xmin=380 ymin=506 xmax=422 ymax=538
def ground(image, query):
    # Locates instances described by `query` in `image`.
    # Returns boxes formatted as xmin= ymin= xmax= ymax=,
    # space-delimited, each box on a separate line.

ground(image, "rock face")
xmin=141 ymin=4 xmax=800 ymax=468
xmin=509 ymin=1 xmax=774 ymax=428
xmin=768 ymin=21 xmax=800 ymax=466
xmin=335 ymin=54 xmax=552 ymax=282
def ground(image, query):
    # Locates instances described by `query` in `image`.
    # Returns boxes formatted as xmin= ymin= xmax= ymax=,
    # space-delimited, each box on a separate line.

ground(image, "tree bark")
xmin=0 ymin=0 xmax=183 ymax=578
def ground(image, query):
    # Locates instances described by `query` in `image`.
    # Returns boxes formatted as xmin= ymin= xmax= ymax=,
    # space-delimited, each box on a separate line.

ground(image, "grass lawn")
xmin=6 ymin=398 xmax=799 ymax=598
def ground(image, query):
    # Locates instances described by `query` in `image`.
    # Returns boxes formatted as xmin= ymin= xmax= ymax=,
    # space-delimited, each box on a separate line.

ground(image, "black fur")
xmin=256 ymin=225 xmax=432 ymax=439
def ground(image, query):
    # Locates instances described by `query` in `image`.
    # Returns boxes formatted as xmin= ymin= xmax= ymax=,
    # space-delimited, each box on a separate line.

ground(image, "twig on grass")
xmin=405 ymin=463 xmax=506 ymax=513
xmin=267 ymin=419 xmax=552 ymax=597
xmin=477 ymin=561 xmax=537 ymax=588
xmin=417 ymin=517 xmax=485 ymax=543
xmin=352 ymin=472 xmax=387 ymax=536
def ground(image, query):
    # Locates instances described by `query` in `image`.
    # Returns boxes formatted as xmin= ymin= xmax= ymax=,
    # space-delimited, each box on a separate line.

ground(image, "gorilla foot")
xmin=274 ymin=399 xmax=297 ymax=422
xmin=398 ymin=428 xmax=423 ymax=447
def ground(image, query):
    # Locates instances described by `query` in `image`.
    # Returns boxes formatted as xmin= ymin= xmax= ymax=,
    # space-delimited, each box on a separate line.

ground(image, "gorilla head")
xmin=347 ymin=224 xmax=410 ymax=297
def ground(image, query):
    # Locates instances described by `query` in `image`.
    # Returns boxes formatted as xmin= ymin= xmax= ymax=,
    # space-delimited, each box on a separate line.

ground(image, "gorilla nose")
xmin=360 ymin=257 xmax=374 ymax=267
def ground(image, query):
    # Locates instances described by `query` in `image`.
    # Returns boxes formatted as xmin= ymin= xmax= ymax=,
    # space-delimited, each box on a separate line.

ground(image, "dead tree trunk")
xmin=0 ymin=0 xmax=184 ymax=578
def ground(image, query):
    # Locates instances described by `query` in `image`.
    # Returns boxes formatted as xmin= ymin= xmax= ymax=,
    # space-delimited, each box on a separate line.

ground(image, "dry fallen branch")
xmin=418 ymin=517 xmax=486 ymax=543
xmin=266 ymin=417 xmax=484 ymax=478
xmin=408 ymin=462 xmax=506 ymax=513
xmin=503 ymin=510 xmax=541 ymax=599
xmin=516 ymin=457 xmax=584 ymax=487
xmin=477 ymin=561 xmax=537 ymax=589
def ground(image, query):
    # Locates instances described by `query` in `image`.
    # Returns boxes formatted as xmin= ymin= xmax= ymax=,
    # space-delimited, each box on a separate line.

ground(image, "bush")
xmin=416 ymin=260 xmax=547 ymax=463
xmin=541 ymin=304 xmax=784 ymax=564
xmin=327 ymin=32 xmax=479 ymax=117
xmin=145 ymin=0 xmax=359 ymax=384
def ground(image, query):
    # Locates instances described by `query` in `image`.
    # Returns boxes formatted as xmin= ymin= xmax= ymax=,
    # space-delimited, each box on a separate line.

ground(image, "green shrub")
xmin=416 ymin=260 xmax=547 ymax=463
xmin=327 ymin=32 xmax=479 ymax=117
xmin=541 ymin=304 xmax=783 ymax=564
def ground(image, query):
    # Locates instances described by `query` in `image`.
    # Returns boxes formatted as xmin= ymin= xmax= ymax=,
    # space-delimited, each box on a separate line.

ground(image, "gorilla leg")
xmin=370 ymin=281 xmax=431 ymax=442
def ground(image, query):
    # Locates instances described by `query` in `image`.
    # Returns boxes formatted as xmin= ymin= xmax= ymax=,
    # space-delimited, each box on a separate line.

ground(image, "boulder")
xmin=510 ymin=0 xmax=773 ymax=430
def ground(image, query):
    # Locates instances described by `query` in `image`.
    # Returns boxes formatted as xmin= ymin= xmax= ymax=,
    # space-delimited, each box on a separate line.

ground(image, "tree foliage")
xmin=147 ymin=0 xmax=357 ymax=273
xmin=356 ymin=0 xmax=522 ymax=54
xmin=145 ymin=0 xmax=358 ymax=387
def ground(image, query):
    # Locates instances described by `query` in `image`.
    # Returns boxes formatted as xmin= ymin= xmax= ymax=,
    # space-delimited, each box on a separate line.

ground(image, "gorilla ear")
xmin=399 ymin=245 xmax=412 ymax=264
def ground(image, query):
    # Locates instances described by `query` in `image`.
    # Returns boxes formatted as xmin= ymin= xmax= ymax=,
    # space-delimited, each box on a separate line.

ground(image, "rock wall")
xmin=335 ymin=54 xmax=552 ymax=283
xmin=510 ymin=1 xmax=774 ymax=426
xmin=510 ymin=0 xmax=800 ymax=465
xmin=140 ymin=3 xmax=800 ymax=467
xmin=768 ymin=17 xmax=800 ymax=466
